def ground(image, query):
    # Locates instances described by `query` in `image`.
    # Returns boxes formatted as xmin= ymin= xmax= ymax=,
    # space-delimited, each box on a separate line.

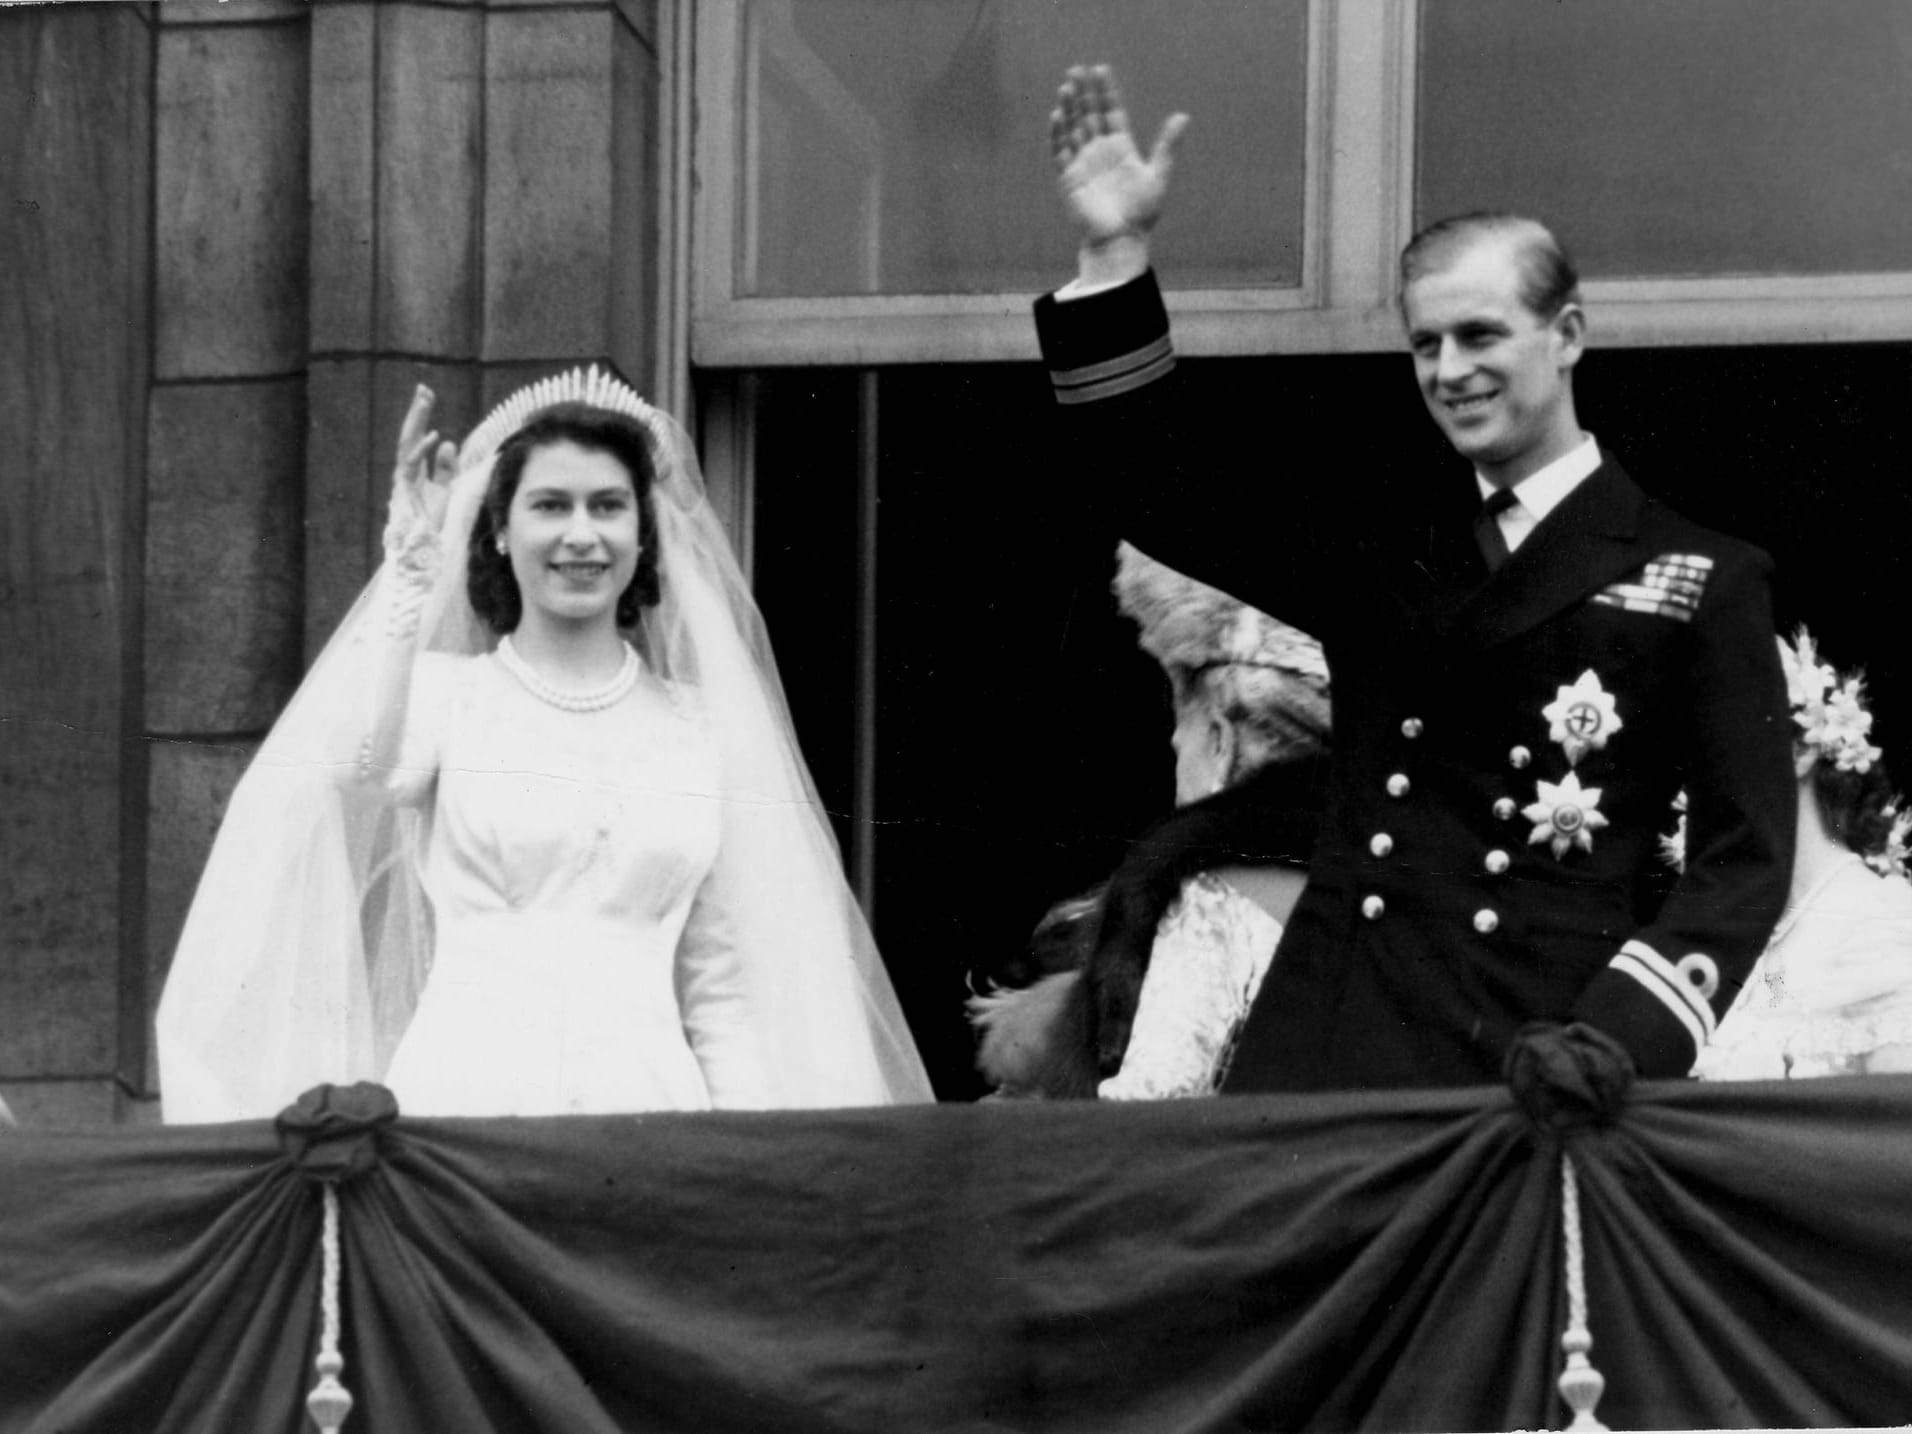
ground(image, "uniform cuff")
xmin=1032 ymin=270 xmax=1175 ymax=406
xmin=1571 ymin=940 xmax=1721 ymax=1078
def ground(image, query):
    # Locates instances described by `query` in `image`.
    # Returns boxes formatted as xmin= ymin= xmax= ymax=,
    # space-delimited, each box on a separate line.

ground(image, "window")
xmin=696 ymin=2 xmax=1912 ymax=361
xmin=1420 ymin=0 xmax=1912 ymax=281
xmin=695 ymin=0 xmax=1337 ymax=364
xmin=738 ymin=0 xmax=1308 ymax=298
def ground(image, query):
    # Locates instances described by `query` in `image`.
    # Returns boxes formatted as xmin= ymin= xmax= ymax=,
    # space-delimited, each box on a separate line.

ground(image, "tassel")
xmin=306 ymin=1183 xmax=354 ymax=1433
xmin=1557 ymin=1153 xmax=1608 ymax=1432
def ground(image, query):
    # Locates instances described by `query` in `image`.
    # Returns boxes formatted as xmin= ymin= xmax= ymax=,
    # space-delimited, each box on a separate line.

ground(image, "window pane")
xmin=740 ymin=0 xmax=1308 ymax=297
xmin=1417 ymin=0 xmax=1912 ymax=279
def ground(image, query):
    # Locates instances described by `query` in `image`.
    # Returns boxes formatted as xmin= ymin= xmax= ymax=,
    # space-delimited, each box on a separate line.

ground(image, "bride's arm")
xmin=342 ymin=385 xmax=460 ymax=801
xmin=675 ymin=864 xmax=776 ymax=1108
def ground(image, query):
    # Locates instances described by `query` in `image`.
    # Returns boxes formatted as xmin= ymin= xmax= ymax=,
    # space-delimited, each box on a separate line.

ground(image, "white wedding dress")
xmin=379 ymin=652 xmax=769 ymax=1116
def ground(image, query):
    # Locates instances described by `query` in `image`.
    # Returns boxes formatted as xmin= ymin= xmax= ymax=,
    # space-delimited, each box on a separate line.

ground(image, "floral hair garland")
xmin=1779 ymin=629 xmax=1882 ymax=775
xmin=1660 ymin=631 xmax=1908 ymax=880
xmin=1870 ymin=805 xmax=1912 ymax=882
xmin=1661 ymin=794 xmax=1911 ymax=881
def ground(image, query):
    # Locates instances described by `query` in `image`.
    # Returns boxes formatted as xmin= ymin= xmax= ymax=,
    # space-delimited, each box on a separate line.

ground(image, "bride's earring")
xmin=495 ymin=535 xmax=508 ymax=555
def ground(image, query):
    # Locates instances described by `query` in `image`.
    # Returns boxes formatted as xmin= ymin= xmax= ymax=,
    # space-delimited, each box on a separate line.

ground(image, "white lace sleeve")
xmin=1098 ymin=874 xmax=1284 ymax=1101
xmin=337 ymin=504 xmax=448 ymax=803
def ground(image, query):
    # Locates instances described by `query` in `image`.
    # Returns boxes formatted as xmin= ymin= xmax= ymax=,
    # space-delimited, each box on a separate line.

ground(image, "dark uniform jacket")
xmin=1034 ymin=272 xmax=1796 ymax=1088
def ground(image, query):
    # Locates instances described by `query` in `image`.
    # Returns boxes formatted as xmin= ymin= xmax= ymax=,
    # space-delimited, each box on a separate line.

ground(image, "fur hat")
xmin=1113 ymin=542 xmax=1331 ymax=747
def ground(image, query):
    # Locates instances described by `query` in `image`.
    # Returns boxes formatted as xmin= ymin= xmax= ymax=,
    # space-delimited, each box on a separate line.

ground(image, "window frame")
xmin=692 ymin=0 xmax=1912 ymax=365
xmin=691 ymin=0 xmax=1348 ymax=366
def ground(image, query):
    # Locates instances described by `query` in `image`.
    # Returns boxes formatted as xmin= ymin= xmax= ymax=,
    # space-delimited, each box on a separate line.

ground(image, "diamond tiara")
xmin=457 ymin=365 xmax=661 ymax=473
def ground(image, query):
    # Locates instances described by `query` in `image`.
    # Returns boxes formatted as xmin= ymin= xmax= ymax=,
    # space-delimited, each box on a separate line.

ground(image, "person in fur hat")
xmin=970 ymin=543 xmax=1330 ymax=1098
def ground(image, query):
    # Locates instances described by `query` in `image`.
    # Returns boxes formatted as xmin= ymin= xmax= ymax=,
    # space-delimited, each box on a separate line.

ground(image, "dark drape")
xmin=5 ymin=1078 xmax=1912 ymax=1433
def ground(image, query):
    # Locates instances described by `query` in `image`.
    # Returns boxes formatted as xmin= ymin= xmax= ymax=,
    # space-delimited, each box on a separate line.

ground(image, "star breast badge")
xmin=1524 ymin=772 xmax=1610 ymax=859
xmin=1542 ymin=669 xmax=1623 ymax=766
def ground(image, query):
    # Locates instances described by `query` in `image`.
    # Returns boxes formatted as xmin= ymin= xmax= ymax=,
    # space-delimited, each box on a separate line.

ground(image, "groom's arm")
xmin=1034 ymin=65 xmax=1345 ymax=641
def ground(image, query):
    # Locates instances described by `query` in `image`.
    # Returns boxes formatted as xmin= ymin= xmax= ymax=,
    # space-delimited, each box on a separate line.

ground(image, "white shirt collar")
xmin=1474 ymin=434 xmax=1602 ymax=523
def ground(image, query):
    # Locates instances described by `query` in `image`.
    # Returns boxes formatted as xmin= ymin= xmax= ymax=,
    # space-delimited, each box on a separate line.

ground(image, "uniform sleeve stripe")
xmin=1610 ymin=953 xmax=1707 ymax=1055
xmin=1055 ymin=336 xmax=1170 ymax=393
xmin=1618 ymin=939 xmax=1718 ymax=1037
xmin=1610 ymin=937 xmax=1718 ymax=1056
xmin=1048 ymin=334 xmax=1172 ymax=388
xmin=1053 ymin=349 xmax=1176 ymax=406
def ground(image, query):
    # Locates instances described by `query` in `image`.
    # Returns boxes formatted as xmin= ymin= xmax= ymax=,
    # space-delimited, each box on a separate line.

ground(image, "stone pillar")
xmin=138 ymin=0 xmax=312 ymax=1118
xmin=0 ymin=5 xmax=154 ymax=1124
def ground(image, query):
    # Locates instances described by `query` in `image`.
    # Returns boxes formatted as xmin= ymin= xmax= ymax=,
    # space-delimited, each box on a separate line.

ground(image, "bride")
xmin=158 ymin=370 xmax=932 ymax=1119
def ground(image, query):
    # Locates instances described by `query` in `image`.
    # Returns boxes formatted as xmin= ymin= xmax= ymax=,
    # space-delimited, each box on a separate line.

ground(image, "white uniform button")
xmin=1386 ymin=773 xmax=1411 ymax=798
xmin=1509 ymin=745 xmax=1532 ymax=769
xmin=1370 ymin=832 xmax=1394 ymax=858
xmin=1484 ymin=849 xmax=1510 ymax=874
xmin=1362 ymin=894 xmax=1386 ymax=921
xmin=1493 ymin=797 xmax=1517 ymax=821
xmin=1473 ymin=908 xmax=1500 ymax=934
xmin=1401 ymin=717 xmax=1424 ymax=739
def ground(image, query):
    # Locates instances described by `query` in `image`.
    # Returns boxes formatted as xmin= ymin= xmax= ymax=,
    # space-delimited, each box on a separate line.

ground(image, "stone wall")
xmin=0 ymin=5 xmax=155 ymax=1125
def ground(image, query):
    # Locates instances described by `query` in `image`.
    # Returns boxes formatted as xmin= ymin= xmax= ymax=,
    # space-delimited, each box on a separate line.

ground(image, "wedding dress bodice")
xmin=381 ymin=653 xmax=763 ymax=1115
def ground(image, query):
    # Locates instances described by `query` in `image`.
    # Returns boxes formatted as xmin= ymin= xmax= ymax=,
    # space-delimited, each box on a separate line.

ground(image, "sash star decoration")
xmin=1542 ymin=669 xmax=1622 ymax=766
xmin=1524 ymin=772 xmax=1609 ymax=860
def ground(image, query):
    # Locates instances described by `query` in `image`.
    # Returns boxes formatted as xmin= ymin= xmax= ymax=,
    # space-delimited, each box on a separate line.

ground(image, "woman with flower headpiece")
xmin=157 ymin=375 xmax=932 ymax=1120
xmin=1693 ymin=631 xmax=1912 ymax=1080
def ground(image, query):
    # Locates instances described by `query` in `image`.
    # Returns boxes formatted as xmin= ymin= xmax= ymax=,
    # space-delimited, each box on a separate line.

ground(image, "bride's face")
xmin=505 ymin=440 xmax=642 ymax=628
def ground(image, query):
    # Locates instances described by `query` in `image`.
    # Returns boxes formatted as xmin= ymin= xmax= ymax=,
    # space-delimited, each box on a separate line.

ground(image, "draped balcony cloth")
xmin=4 ymin=1080 xmax=1912 ymax=1433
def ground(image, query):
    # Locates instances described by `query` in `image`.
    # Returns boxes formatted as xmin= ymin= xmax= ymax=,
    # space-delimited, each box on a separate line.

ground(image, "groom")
xmin=1033 ymin=66 xmax=1796 ymax=1090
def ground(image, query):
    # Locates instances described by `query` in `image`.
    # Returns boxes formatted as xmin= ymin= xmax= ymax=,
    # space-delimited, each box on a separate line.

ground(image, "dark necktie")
xmin=1475 ymin=487 xmax=1519 ymax=574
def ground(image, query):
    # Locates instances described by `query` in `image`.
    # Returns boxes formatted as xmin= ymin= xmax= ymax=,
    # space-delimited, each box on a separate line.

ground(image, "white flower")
xmin=1659 ymin=788 xmax=1690 ymax=873
xmin=1781 ymin=630 xmax=1882 ymax=775
xmin=1523 ymin=771 xmax=1610 ymax=860
xmin=1867 ymin=806 xmax=1912 ymax=882
xmin=1541 ymin=669 xmax=1623 ymax=766
xmin=1819 ymin=686 xmax=1881 ymax=773
xmin=1778 ymin=630 xmax=1832 ymax=711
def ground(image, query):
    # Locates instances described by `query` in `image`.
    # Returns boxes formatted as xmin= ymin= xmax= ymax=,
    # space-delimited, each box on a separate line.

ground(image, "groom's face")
xmin=1404 ymin=234 xmax=1584 ymax=483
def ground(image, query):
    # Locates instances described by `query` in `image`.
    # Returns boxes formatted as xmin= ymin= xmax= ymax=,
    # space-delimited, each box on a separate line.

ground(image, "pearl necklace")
xmin=495 ymin=635 xmax=641 ymax=712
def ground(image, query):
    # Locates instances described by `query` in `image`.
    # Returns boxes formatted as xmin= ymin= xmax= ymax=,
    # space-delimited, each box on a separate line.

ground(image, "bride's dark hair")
xmin=467 ymin=403 xmax=663 ymax=633
xmin=1809 ymin=754 xmax=1899 ymax=858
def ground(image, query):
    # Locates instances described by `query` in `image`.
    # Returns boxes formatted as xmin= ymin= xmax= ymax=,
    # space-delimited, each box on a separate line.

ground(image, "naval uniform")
xmin=1034 ymin=271 xmax=1796 ymax=1087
